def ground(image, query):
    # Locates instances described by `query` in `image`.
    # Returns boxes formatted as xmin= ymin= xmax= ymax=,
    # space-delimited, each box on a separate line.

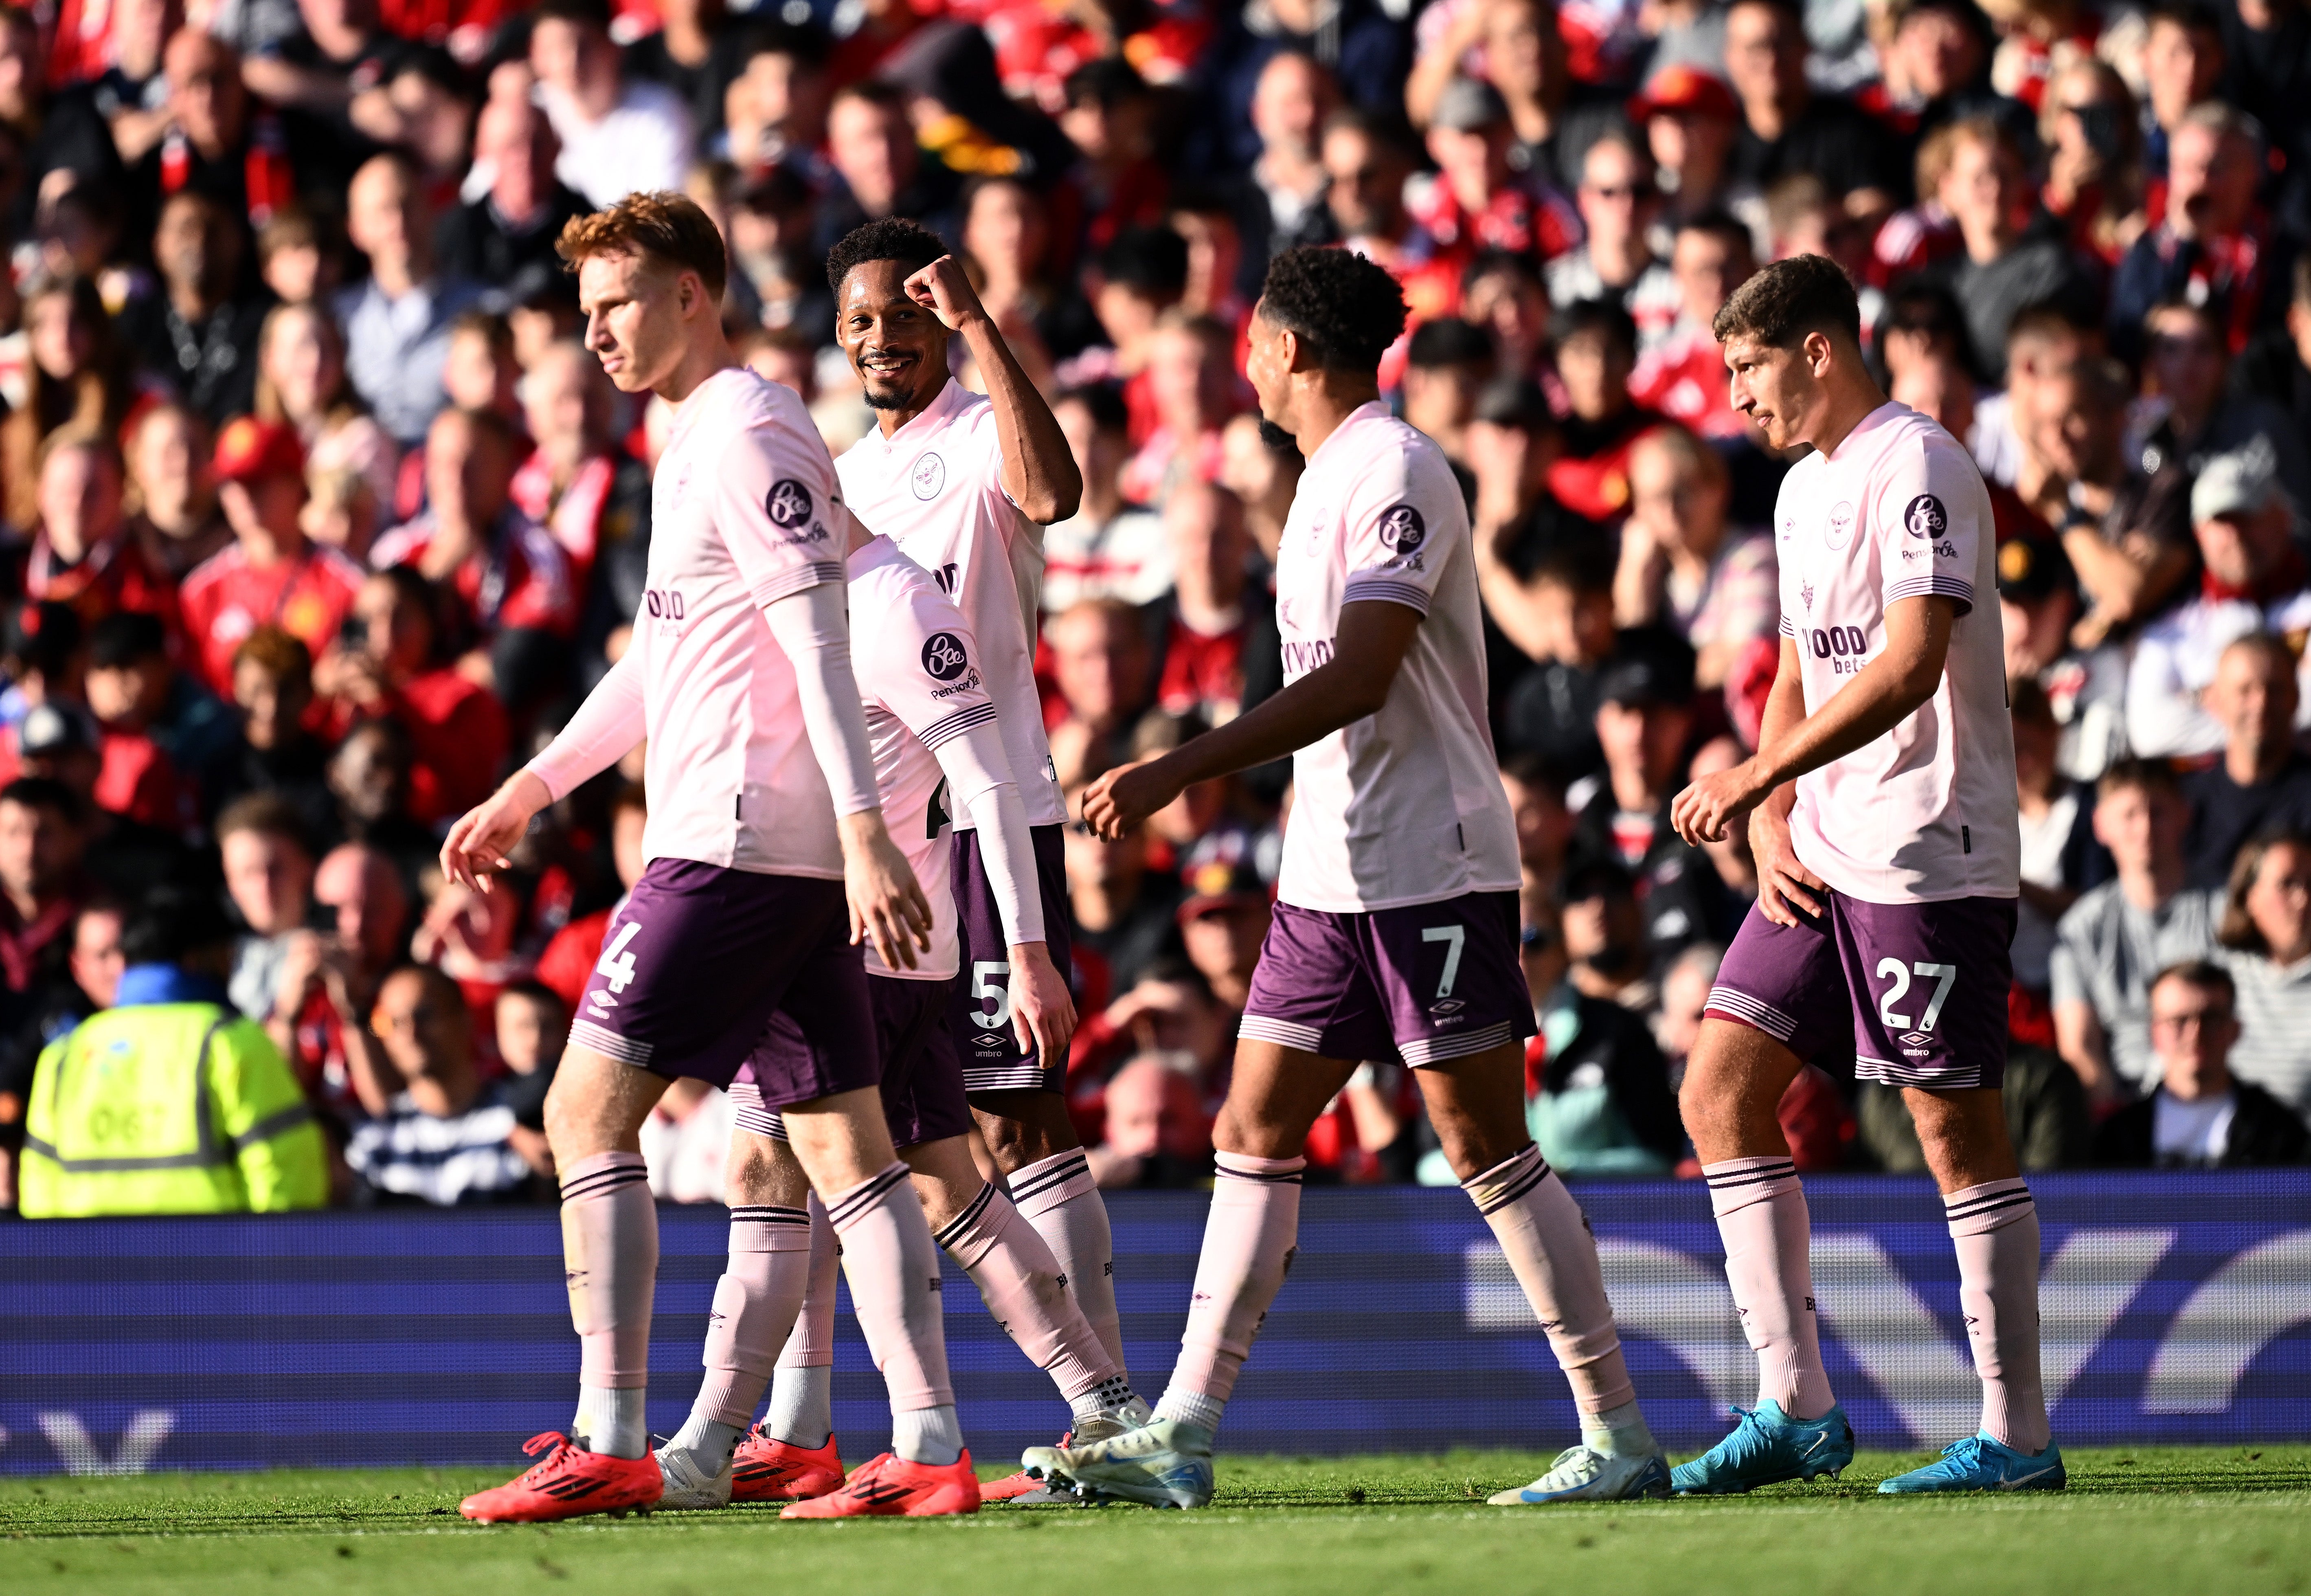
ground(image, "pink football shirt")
xmin=836 ymin=378 xmax=1067 ymax=830
xmin=1272 ymin=401 xmax=1520 ymax=913
xmin=1775 ymin=401 xmax=2019 ymax=903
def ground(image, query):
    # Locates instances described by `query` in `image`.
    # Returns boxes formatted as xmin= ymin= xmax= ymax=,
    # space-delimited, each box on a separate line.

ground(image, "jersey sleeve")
xmin=1339 ymin=443 xmax=1461 ymax=616
xmin=859 ymin=576 xmax=1000 ymax=753
xmin=1871 ymin=434 xmax=1982 ymax=617
xmin=718 ymin=417 xmax=848 ymax=607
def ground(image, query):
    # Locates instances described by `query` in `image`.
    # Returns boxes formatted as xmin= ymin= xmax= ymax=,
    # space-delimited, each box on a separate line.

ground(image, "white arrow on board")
xmin=2142 ymin=1229 xmax=2311 ymax=1413
xmin=36 ymin=1410 xmax=176 ymax=1476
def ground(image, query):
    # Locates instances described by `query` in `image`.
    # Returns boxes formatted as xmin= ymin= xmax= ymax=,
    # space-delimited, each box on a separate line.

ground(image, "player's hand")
xmin=1749 ymin=805 xmax=1826 ymax=928
xmin=1080 ymin=757 xmax=1179 ymax=841
xmin=440 ymin=771 xmax=551 ymax=891
xmin=1008 ymin=941 xmax=1077 ymax=1061
xmin=903 ymin=255 xmax=989 ymax=333
xmin=1670 ymin=755 xmax=1770 ymax=846
xmin=839 ymin=810 xmax=935 ymax=970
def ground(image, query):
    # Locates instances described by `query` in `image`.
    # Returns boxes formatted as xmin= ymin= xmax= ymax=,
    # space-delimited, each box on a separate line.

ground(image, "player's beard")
xmin=1256 ymin=418 xmax=1301 ymax=457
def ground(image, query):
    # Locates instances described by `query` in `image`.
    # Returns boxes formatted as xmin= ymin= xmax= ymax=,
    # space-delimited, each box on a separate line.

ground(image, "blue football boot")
xmin=1878 ymin=1434 xmax=2066 ymax=1495
xmin=1670 ymin=1401 xmax=1855 ymax=1495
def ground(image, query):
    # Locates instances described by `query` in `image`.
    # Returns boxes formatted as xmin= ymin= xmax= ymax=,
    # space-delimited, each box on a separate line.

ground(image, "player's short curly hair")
xmin=1256 ymin=246 xmax=1407 ymax=376
xmin=1712 ymin=253 xmax=1860 ymax=351
xmin=825 ymin=217 xmax=948 ymax=294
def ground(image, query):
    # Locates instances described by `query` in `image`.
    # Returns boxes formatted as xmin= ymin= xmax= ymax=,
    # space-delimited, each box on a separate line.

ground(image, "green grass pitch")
xmin=2 ymin=1449 xmax=2306 ymax=1596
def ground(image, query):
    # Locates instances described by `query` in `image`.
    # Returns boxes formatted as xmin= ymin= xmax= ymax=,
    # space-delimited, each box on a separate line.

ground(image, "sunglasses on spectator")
xmin=2151 ymin=1007 xmax=2231 ymax=1033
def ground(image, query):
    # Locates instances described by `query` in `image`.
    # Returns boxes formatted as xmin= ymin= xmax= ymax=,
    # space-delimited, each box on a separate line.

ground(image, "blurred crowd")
xmin=4 ymin=0 xmax=2311 ymax=1215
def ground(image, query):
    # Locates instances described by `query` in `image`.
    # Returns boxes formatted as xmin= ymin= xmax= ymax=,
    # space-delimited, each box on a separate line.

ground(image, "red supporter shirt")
xmin=23 ymin=532 xmax=180 ymax=641
xmin=178 ymin=541 xmax=367 ymax=696
xmin=1157 ymin=613 xmax=1247 ymax=719
xmin=96 ymin=732 xmax=192 ymax=830
xmin=371 ymin=509 xmax=580 ymax=638
xmin=322 ymin=666 xmax=509 ymax=822
xmin=536 ymin=906 xmax=614 ymax=1011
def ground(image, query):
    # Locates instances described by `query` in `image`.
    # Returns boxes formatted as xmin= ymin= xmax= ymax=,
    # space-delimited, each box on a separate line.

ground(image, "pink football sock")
xmin=1945 ymin=1179 xmax=2050 ymax=1453
xmin=936 ymin=1181 xmax=1122 ymax=1404
xmin=1009 ymin=1149 xmax=1126 ymax=1377
xmin=1158 ymin=1152 xmax=1304 ymax=1431
xmin=1704 ymin=1156 xmax=1836 ymax=1420
xmin=1462 ymin=1145 xmax=1633 ymax=1415
xmin=560 ymin=1152 xmax=657 ymax=1390
xmin=776 ymin=1196 xmax=841 ymax=1372
xmin=694 ymin=1204 xmax=814 ymax=1428
xmin=825 ymin=1162 xmax=954 ymax=1414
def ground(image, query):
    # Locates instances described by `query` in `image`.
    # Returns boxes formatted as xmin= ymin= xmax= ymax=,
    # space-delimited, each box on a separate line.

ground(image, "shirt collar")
xmin=876 ymin=377 xmax=966 ymax=452
xmin=1304 ymin=400 xmax=1390 ymax=474
xmin=116 ymin=964 xmax=229 ymax=1007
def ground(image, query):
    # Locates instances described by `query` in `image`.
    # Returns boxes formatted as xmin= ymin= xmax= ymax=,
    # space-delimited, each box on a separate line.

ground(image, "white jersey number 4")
xmin=1875 ymin=959 xmax=1957 ymax=1031
xmin=596 ymin=921 xmax=644 ymax=995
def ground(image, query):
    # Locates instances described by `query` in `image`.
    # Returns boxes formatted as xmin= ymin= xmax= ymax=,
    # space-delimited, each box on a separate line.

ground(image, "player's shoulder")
xmin=1334 ymin=406 xmax=1459 ymax=498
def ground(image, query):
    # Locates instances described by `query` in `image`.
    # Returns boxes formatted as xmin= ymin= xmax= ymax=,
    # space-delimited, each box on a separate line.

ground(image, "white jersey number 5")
xmin=972 ymin=961 xmax=1014 ymax=1030
xmin=1875 ymin=958 xmax=1957 ymax=1031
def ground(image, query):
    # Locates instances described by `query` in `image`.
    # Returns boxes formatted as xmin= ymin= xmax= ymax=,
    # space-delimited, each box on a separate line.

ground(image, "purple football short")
xmin=949 ymin=822 xmax=1074 ymax=1096
xmin=569 ymin=858 xmax=878 ymax=1106
xmin=1238 ymin=890 xmax=1536 ymax=1067
xmin=731 ymin=973 xmax=974 ymax=1150
xmin=1705 ymin=891 xmax=2017 ymax=1090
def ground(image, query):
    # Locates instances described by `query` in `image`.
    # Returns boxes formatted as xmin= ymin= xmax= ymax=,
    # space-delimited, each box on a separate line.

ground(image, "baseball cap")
xmin=1433 ymin=75 xmax=1510 ymax=133
xmin=1627 ymin=65 xmax=1739 ymax=125
xmin=1 ymin=600 xmax=82 ymax=671
xmin=1995 ymin=533 xmax=2075 ymax=605
xmin=1177 ymin=854 xmax=1269 ymax=919
xmin=1597 ymin=628 xmax=1697 ymax=708
xmin=1473 ymin=376 xmax=1556 ymax=432
xmin=18 ymin=700 xmax=97 ymax=758
xmin=213 ymin=416 xmax=305 ymax=486
xmin=2191 ymin=441 xmax=2284 ymax=525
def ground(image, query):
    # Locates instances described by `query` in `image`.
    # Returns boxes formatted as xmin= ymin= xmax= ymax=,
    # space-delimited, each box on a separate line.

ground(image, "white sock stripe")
xmin=933 ymin=1182 xmax=999 ymax=1249
xmin=568 ymin=1019 xmax=652 ymax=1065
xmin=1215 ymin=1159 xmax=1306 ymax=1185
xmin=1463 ymin=1144 xmax=1550 ymax=1214
xmin=729 ymin=1205 xmax=812 ymax=1226
xmin=1238 ymin=1014 xmax=1324 ymax=1051
xmin=1008 ymin=1151 xmax=1092 ymax=1203
xmin=1703 ymin=987 xmax=1798 ymax=1041
xmin=1944 ymin=1188 xmax=2035 ymax=1221
xmin=557 ymin=1162 xmax=649 ymax=1203
xmin=1704 ymin=1160 xmax=1798 ymax=1192
xmin=1399 ymin=1021 xmax=1515 ymax=1065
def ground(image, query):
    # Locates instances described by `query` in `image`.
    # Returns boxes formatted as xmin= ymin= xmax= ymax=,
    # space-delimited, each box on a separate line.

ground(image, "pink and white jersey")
xmin=836 ymin=378 xmax=1066 ymax=830
xmin=1273 ymin=402 xmax=1520 ymax=912
xmin=847 ymin=535 xmax=1004 ymax=980
xmin=633 ymin=367 xmax=852 ymax=876
xmin=1774 ymin=401 xmax=2019 ymax=904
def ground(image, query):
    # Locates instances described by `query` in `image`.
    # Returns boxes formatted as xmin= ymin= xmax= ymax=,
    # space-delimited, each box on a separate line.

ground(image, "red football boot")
xmin=460 ymin=1432 xmax=663 ymax=1523
xmin=729 ymin=1425 xmax=847 ymax=1502
xmin=981 ymin=1431 xmax=1075 ymax=1502
xmin=780 ymin=1451 xmax=982 ymax=1518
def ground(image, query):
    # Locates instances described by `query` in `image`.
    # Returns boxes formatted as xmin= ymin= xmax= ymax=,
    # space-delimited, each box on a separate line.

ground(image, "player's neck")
xmin=1800 ymin=372 xmax=1890 ymax=459
xmin=654 ymin=330 xmax=743 ymax=409
xmin=1286 ymin=375 xmax=1382 ymax=457
xmin=873 ymin=373 xmax=953 ymax=438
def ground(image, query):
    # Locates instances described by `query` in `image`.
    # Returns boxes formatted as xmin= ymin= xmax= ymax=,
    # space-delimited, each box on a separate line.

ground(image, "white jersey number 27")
xmin=1875 ymin=959 xmax=1957 ymax=1031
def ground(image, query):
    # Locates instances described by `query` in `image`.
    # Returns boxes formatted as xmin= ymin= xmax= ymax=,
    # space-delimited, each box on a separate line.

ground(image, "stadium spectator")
xmin=123 ymin=402 xmax=232 ymax=582
xmin=493 ymin=977 xmax=562 ymax=1176
xmin=1121 ymin=312 xmax=1235 ymax=507
xmin=510 ymin=339 xmax=646 ymax=589
xmin=1399 ymin=317 xmax=1495 ymax=474
xmin=1631 ymin=65 xmax=1745 ymax=229
xmin=316 ymin=574 xmax=504 ymax=828
xmin=2127 ymin=445 xmax=2311 ymax=760
xmin=1526 ymin=906 xmax=1683 ymax=1174
xmin=4 ymin=274 xmax=130 ymax=534
xmin=272 ymin=837 xmax=409 ymax=1104
xmin=82 ymin=612 xmax=209 ymax=830
xmin=2138 ymin=0 xmax=2228 ymax=183
xmin=1243 ymin=49 xmax=1339 ymax=264
xmin=344 ymin=962 xmax=534 ymax=1205
xmin=1913 ymin=117 xmax=2098 ymax=384
xmin=19 ymin=885 xmax=326 ymax=1216
xmin=2010 ymin=677 xmax=2095 ymax=1007
xmin=1173 ymin=853 xmax=1267 ymax=1016
xmin=1216 ymin=408 xmax=1304 ymax=566
xmin=2212 ymin=832 xmax=2311 ymax=1117
xmin=1721 ymin=0 xmax=1901 ymax=206
xmin=127 ymin=30 xmax=294 ymax=248
xmin=1488 ymin=540 xmax=1617 ymax=781
xmin=2052 ymin=759 xmax=2222 ymax=1102
xmin=2129 ymin=298 xmax=2311 ymax=521
xmin=1611 ymin=426 xmax=1776 ymax=690
xmin=119 ymin=191 xmax=269 ymax=428
xmin=533 ymin=780 xmax=646 ymax=1011
xmin=21 ymin=425 xmax=175 ymax=639
xmin=179 ymin=416 xmax=366 ymax=697
xmin=209 ymin=626 xmax=336 ymax=838
xmin=1630 ymin=211 xmax=1757 ymax=438
xmin=1683 ymin=734 xmax=1762 ymax=903
xmin=2182 ymin=634 xmax=2311 ymax=888
xmin=816 ymin=79 xmax=958 ymax=252
xmin=529 ymin=0 xmax=691 ymax=211
xmin=255 ymin=302 xmax=400 ymax=519
xmin=438 ymin=90 xmax=586 ymax=309
xmin=1151 ymin=481 xmax=1260 ymax=724
xmin=961 ymin=175 xmax=1096 ymax=373
xmin=1459 ymin=248 xmax=1551 ymax=382
xmin=219 ymin=792 xmax=317 ymax=1025
xmin=1560 ymin=855 xmax=1655 ymax=1012
xmin=1499 ymin=751 xmax=1575 ymax=915
xmin=333 ymin=151 xmax=485 ymax=446
xmin=1413 ymin=76 xmax=1578 ymax=276
xmin=1062 ymin=794 xmax=1181 ymax=1008
xmin=2091 ymin=959 xmax=2311 ymax=1166
xmin=2038 ymin=57 xmax=2145 ymax=266
xmin=1044 ymin=384 xmax=1168 ymax=609
xmin=2110 ymin=104 xmax=2289 ymax=361
xmin=1089 ymin=1053 xmax=1216 ymax=1190
xmin=1044 ymin=597 xmax=1154 ymax=785
xmin=1545 ymin=298 xmax=1659 ymax=523
xmin=1547 ymin=131 xmax=1677 ymax=352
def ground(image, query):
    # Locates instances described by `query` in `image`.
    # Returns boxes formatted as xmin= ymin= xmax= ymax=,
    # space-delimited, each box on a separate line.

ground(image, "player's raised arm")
xmin=904 ymin=254 xmax=1081 ymax=524
xmin=441 ymin=647 xmax=646 ymax=889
